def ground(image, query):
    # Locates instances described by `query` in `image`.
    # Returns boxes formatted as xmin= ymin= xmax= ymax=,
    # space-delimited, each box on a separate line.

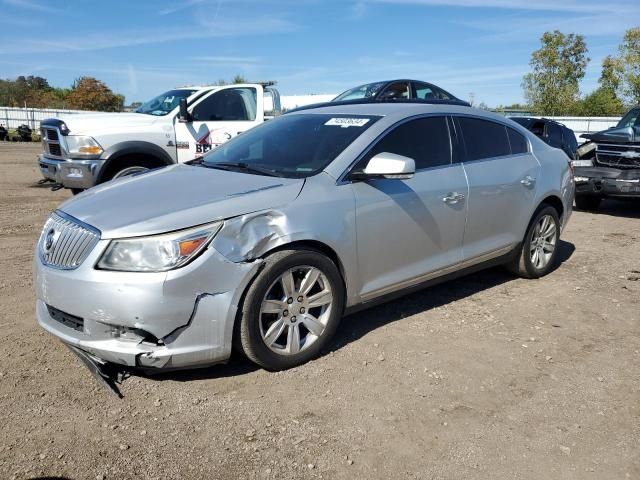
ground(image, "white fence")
xmin=0 ymin=106 xmax=99 ymax=130
xmin=0 ymin=105 xmax=622 ymax=143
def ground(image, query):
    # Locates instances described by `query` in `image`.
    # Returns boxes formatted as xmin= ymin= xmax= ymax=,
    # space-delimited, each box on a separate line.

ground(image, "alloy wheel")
xmin=259 ymin=266 xmax=333 ymax=355
xmin=529 ymin=214 xmax=557 ymax=270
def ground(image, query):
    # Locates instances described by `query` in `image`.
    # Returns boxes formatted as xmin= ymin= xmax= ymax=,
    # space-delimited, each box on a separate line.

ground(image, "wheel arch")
xmin=537 ymin=194 xmax=564 ymax=221
xmin=98 ymin=141 xmax=175 ymax=183
xmin=261 ymin=240 xmax=348 ymax=296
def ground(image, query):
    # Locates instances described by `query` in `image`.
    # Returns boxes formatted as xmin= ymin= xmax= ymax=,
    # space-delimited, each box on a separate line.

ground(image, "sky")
xmin=0 ymin=0 xmax=638 ymax=106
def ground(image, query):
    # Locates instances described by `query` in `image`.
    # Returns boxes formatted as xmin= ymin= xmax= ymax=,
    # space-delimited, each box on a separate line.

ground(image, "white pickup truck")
xmin=38 ymin=82 xmax=281 ymax=192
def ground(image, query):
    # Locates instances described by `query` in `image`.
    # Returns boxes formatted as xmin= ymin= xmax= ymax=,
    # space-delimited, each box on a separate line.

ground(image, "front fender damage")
xmin=212 ymin=210 xmax=293 ymax=262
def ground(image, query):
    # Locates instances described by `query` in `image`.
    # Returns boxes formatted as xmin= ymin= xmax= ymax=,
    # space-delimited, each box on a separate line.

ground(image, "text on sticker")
xmin=325 ymin=118 xmax=370 ymax=128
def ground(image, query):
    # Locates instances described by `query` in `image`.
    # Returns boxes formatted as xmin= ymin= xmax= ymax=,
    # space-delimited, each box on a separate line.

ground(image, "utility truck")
xmin=38 ymin=82 xmax=281 ymax=193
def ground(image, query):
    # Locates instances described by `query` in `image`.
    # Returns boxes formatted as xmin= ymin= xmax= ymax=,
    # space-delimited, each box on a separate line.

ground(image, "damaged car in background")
xmin=34 ymin=101 xmax=573 ymax=396
xmin=572 ymin=105 xmax=640 ymax=210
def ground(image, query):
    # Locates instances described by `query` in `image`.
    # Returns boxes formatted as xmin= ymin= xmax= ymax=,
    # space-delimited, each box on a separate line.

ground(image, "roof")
xmin=286 ymin=101 xmax=510 ymax=122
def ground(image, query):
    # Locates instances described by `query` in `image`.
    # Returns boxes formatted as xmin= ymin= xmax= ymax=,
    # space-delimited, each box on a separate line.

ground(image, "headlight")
xmin=97 ymin=221 xmax=222 ymax=272
xmin=65 ymin=135 xmax=103 ymax=158
xmin=571 ymin=159 xmax=593 ymax=167
xmin=574 ymin=176 xmax=589 ymax=183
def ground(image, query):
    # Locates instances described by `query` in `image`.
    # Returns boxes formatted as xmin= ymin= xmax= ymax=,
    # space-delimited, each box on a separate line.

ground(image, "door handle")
xmin=442 ymin=192 xmax=465 ymax=204
xmin=520 ymin=175 xmax=536 ymax=187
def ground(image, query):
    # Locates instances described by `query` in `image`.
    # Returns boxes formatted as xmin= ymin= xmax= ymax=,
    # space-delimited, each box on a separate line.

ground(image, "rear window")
xmin=457 ymin=117 xmax=511 ymax=161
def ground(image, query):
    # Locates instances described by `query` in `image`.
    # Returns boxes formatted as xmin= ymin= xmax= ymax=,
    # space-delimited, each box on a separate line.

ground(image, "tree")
xmin=522 ymin=31 xmax=589 ymax=115
xmin=232 ymin=74 xmax=248 ymax=84
xmin=615 ymin=27 xmax=640 ymax=105
xmin=576 ymin=87 xmax=624 ymax=116
xmin=66 ymin=77 xmax=124 ymax=111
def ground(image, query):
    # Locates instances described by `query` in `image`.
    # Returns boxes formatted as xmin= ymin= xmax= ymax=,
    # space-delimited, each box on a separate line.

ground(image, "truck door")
xmin=174 ymin=86 xmax=262 ymax=163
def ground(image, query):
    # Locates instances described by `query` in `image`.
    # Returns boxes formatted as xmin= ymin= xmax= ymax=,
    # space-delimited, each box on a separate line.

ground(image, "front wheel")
xmin=507 ymin=205 xmax=560 ymax=279
xmin=237 ymin=249 xmax=344 ymax=370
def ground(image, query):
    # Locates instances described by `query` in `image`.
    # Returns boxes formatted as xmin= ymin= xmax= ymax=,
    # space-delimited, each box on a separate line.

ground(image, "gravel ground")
xmin=0 ymin=142 xmax=638 ymax=480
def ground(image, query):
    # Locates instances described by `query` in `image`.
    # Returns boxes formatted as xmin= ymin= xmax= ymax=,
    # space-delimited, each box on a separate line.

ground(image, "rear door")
xmin=349 ymin=116 xmax=469 ymax=299
xmin=453 ymin=116 xmax=540 ymax=260
xmin=174 ymin=86 xmax=261 ymax=162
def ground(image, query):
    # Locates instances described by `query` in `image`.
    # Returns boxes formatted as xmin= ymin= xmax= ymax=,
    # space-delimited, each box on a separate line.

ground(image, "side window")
xmin=378 ymin=82 xmax=410 ymax=100
xmin=414 ymin=82 xmax=436 ymax=100
xmin=506 ymin=127 xmax=528 ymax=154
xmin=192 ymin=87 xmax=257 ymax=122
xmin=546 ymin=122 xmax=563 ymax=148
xmin=364 ymin=117 xmax=451 ymax=170
xmin=457 ymin=117 xmax=511 ymax=161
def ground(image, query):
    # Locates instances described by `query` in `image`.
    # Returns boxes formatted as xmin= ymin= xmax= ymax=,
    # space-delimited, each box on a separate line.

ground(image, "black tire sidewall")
xmin=522 ymin=206 xmax=561 ymax=278
xmin=241 ymin=250 xmax=344 ymax=370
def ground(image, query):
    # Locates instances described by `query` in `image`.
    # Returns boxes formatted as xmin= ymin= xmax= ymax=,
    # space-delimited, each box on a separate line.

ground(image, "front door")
xmin=349 ymin=116 xmax=469 ymax=300
xmin=174 ymin=86 xmax=260 ymax=163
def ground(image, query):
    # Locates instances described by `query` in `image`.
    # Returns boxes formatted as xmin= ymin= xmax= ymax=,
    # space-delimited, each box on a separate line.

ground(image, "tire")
xmin=71 ymin=188 xmax=84 ymax=195
xmin=100 ymin=157 xmax=159 ymax=183
xmin=507 ymin=205 xmax=561 ymax=279
xmin=238 ymin=249 xmax=344 ymax=370
xmin=574 ymin=194 xmax=601 ymax=211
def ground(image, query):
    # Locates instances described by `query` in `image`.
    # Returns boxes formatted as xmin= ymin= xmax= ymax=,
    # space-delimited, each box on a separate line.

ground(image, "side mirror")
xmin=352 ymin=152 xmax=415 ymax=180
xmin=178 ymin=98 xmax=191 ymax=123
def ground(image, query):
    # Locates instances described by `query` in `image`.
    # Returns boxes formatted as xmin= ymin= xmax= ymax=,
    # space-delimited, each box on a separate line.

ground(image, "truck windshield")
xmin=617 ymin=108 xmax=640 ymax=128
xmin=136 ymin=89 xmax=198 ymax=116
xmin=200 ymin=113 xmax=380 ymax=178
xmin=333 ymin=82 xmax=386 ymax=101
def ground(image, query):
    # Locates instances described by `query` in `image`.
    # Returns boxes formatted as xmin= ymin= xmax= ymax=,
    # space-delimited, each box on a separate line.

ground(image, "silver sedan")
xmin=34 ymin=103 xmax=574 ymax=375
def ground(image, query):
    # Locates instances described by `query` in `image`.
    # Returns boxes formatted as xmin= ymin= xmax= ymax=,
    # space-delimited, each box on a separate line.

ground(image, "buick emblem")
xmin=44 ymin=228 xmax=56 ymax=252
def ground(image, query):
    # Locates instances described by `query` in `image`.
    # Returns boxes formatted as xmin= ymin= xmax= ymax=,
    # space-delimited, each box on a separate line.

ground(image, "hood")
xmin=59 ymin=164 xmax=304 ymax=239
xmin=581 ymin=126 xmax=637 ymax=144
xmin=55 ymin=112 xmax=161 ymax=135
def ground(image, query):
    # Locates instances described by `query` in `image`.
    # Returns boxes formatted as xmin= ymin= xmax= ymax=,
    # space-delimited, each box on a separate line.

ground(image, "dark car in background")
xmin=333 ymin=79 xmax=469 ymax=105
xmin=571 ymin=106 xmax=640 ymax=211
xmin=287 ymin=79 xmax=470 ymax=113
xmin=510 ymin=117 xmax=578 ymax=160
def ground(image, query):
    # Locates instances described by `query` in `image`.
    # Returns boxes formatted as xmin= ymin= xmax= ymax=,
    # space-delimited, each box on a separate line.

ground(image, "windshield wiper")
xmin=203 ymin=162 xmax=282 ymax=177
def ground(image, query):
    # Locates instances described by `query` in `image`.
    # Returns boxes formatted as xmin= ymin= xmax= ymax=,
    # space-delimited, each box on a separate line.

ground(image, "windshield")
xmin=617 ymin=108 xmax=640 ymax=128
xmin=136 ymin=89 xmax=198 ymax=116
xmin=333 ymin=82 xmax=387 ymax=102
xmin=201 ymin=113 xmax=381 ymax=178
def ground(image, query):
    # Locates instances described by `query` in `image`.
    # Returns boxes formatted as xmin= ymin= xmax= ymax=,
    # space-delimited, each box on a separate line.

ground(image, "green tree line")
xmin=521 ymin=27 xmax=640 ymax=116
xmin=0 ymin=76 xmax=124 ymax=111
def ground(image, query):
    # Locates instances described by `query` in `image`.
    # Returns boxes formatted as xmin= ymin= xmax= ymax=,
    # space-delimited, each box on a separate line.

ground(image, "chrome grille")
xmin=38 ymin=212 xmax=100 ymax=270
xmin=596 ymin=143 xmax=640 ymax=169
xmin=40 ymin=126 xmax=64 ymax=159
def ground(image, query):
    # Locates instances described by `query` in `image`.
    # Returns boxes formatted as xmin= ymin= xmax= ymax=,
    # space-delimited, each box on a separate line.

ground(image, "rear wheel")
xmin=507 ymin=205 xmax=560 ymax=279
xmin=574 ymin=194 xmax=601 ymax=211
xmin=237 ymin=249 xmax=344 ymax=370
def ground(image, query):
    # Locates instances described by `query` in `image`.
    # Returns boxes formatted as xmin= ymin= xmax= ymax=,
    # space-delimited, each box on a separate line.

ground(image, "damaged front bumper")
xmin=35 ymin=242 xmax=261 ymax=370
xmin=574 ymin=166 xmax=640 ymax=197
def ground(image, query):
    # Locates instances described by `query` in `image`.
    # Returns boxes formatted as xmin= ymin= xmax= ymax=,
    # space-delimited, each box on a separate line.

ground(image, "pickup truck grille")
xmin=41 ymin=126 xmax=64 ymax=159
xmin=596 ymin=143 xmax=640 ymax=169
xmin=38 ymin=211 xmax=100 ymax=270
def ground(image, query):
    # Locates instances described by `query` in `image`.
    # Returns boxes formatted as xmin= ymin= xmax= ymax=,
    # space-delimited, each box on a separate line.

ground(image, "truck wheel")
xmin=101 ymin=157 xmax=159 ymax=183
xmin=575 ymin=195 xmax=601 ymax=211
xmin=237 ymin=249 xmax=344 ymax=371
xmin=71 ymin=188 xmax=84 ymax=195
xmin=507 ymin=205 xmax=560 ymax=279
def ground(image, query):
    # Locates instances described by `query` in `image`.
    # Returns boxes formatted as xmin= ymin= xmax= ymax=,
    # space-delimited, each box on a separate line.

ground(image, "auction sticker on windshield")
xmin=325 ymin=118 xmax=371 ymax=127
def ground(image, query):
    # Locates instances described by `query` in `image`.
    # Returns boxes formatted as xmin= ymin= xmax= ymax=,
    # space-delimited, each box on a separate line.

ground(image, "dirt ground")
xmin=0 ymin=142 xmax=638 ymax=480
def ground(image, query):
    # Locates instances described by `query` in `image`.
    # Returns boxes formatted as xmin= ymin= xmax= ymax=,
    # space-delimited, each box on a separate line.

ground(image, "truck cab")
xmin=38 ymin=83 xmax=281 ymax=192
